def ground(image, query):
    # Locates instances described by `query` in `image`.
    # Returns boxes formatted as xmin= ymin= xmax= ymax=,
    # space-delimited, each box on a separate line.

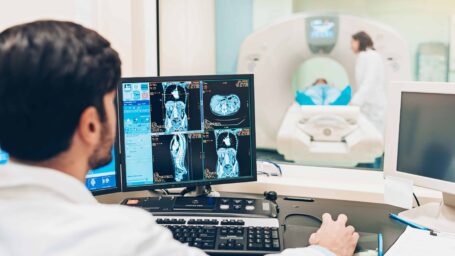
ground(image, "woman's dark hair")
xmin=0 ymin=20 xmax=121 ymax=161
xmin=352 ymin=31 xmax=375 ymax=51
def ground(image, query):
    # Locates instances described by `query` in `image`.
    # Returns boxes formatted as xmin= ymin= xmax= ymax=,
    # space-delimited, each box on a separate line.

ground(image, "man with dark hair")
xmin=0 ymin=20 xmax=358 ymax=256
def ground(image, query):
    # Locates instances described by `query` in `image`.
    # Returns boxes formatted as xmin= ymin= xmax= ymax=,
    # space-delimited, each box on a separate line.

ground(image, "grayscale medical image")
xmin=151 ymin=133 xmax=204 ymax=183
xmin=203 ymin=79 xmax=250 ymax=130
xmin=149 ymin=81 xmax=202 ymax=133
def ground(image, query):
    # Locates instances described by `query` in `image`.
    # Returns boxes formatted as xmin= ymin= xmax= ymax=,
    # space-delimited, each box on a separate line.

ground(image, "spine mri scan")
xmin=215 ymin=129 xmax=240 ymax=178
xmin=210 ymin=94 xmax=241 ymax=116
xmin=170 ymin=134 xmax=188 ymax=182
xmin=163 ymin=82 xmax=189 ymax=133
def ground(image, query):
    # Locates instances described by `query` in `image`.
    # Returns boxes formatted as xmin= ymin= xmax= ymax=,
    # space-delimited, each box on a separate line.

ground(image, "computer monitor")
xmin=85 ymin=146 xmax=121 ymax=195
xmin=384 ymin=81 xmax=455 ymax=232
xmin=118 ymin=75 xmax=256 ymax=195
xmin=0 ymin=146 xmax=120 ymax=195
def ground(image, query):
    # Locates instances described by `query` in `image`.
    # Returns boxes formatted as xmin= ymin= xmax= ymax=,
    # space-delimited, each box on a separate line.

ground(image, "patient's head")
xmin=313 ymin=78 xmax=328 ymax=86
xmin=0 ymin=20 xmax=121 ymax=179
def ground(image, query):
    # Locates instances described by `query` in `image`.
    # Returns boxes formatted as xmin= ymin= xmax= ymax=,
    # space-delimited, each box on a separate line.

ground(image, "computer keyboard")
xmin=156 ymin=216 xmax=282 ymax=255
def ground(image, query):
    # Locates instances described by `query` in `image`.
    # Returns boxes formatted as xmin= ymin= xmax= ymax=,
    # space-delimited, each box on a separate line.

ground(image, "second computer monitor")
xmin=119 ymin=75 xmax=256 ymax=191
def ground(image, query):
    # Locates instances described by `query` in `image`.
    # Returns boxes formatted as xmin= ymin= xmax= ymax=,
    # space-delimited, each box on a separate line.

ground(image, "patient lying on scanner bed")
xmin=295 ymin=78 xmax=351 ymax=106
xmin=278 ymin=78 xmax=383 ymax=167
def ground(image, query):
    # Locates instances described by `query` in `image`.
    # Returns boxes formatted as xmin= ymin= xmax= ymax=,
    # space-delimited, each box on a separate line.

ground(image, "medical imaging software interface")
xmin=122 ymin=78 xmax=254 ymax=187
xmin=0 ymin=148 xmax=117 ymax=192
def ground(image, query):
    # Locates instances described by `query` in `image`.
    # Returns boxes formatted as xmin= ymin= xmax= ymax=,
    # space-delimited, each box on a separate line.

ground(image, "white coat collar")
xmin=0 ymin=161 xmax=97 ymax=204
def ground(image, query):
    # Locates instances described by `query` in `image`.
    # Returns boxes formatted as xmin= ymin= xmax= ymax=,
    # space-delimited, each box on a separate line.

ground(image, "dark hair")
xmin=313 ymin=78 xmax=328 ymax=85
xmin=0 ymin=20 xmax=121 ymax=161
xmin=352 ymin=31 xmax=375 ymax=51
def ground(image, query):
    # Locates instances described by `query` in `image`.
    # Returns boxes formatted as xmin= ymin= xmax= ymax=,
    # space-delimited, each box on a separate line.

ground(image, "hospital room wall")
xmin=215 ymin=0 xmax=293 ymax=74
xmin=158 ymin=0 xmax=216 ymax=76
xmin=293 ymin=0 xmax=455 ymax=82
xmin=0 ymin=0 xmax=158 ymax=77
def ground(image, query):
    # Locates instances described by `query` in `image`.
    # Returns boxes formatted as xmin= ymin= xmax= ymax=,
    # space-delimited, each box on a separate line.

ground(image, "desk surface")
xmin=96 ymin=191 xmax=406 ymax=253
xmin=275 ymin=195 xmax=405 ymax=252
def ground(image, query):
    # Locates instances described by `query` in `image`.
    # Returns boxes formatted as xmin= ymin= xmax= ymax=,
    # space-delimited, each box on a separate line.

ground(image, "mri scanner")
xmin=237 ymin=14 xmax=411 ymax=167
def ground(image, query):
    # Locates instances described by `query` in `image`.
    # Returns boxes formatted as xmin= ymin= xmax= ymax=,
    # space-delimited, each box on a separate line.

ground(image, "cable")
xmin=257 ymin=160 xmax=282 ymax=177
xmin=282 ymin=213 xmax=323 ymax=231
xmin=413 ymin=192 xmax=421 ymax=207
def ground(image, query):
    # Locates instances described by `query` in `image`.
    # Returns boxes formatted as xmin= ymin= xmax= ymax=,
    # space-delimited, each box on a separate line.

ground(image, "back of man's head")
xmin=0 ymin=20 xmax=121 ymax=162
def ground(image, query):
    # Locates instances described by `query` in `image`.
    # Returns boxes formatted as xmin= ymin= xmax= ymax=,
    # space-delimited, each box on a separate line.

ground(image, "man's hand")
xmin=309 ymin=213 xmax=359 ymax=256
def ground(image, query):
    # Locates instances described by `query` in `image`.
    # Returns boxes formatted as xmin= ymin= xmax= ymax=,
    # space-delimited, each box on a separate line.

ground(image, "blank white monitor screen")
xmin=397 ymin=92 xmax=455 ymax=183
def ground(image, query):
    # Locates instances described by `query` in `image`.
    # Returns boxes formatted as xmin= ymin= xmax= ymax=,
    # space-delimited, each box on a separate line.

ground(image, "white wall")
xmin=253 ymin=0 xmax=293 ymax=30
xmin=159 ymin=0 xmax=216 ymax=75
xmin=0 ymin=0 xmax=158 ymax=76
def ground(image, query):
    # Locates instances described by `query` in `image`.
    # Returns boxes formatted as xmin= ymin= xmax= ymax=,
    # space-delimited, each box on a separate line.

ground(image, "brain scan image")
xmin=170 ymin=134 xmax=188 ymax=182
xmin=215 ymin=129 xmax=240 ymax=178
xmin=163 ymin=82 xmax=189 ymax=133
xmin=210 ymin=94 xmax=241 ymax=116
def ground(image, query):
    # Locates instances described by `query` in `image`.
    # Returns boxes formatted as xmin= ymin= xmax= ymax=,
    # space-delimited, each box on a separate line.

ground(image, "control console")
xmin=121 ymin=196 xmax=277 ymax=218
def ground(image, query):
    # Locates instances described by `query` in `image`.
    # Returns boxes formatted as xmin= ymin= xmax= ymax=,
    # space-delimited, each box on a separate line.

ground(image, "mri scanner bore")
xmin=237 ymin=14 xmax=411 ymax=168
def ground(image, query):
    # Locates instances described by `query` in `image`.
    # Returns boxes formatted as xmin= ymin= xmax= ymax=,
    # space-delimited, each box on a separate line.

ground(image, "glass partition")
xmin=159 ymin=0 xmax=455 ymax=171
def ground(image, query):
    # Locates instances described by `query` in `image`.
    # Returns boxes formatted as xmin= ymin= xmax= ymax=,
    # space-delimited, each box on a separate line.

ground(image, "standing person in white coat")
xmin=0 ymin=21 xmax=359 ymax=256
xmin=350 ymin=31 xmax=387 ymax=134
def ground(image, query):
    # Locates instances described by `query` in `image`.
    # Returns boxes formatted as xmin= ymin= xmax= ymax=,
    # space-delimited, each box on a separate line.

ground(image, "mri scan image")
xmin=163 ymin=82 xmax=189 ymax=132
xmin=210 ymin=94 xmax=241 ymax=116
xmin=170 ymin=134 xmax=188 ymax=182
xmin=215 ymin=129 xmax=240 ymax=178
xmin=203 ymin=79 xmax=250 ymax=130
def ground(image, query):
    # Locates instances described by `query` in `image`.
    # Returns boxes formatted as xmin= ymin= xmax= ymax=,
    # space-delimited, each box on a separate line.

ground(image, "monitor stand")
xmin=182 ymin=185 xmax=221 ymax=197
xmin=399 ymin=192 xmax=455 ymax=233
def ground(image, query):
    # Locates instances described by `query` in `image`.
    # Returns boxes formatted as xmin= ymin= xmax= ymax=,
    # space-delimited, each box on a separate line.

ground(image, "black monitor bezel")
xmin=118 ymin=74 xmax=257 ymax=192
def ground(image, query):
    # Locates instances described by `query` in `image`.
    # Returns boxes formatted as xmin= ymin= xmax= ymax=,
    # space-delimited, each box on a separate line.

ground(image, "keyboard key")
xmin=272 ymin=230 xmax=279 ymax=239
xmin=245 ymin=205 xmax=255 ymax=211
xmin=202 ymin=242 xmax=215 ymax=249
xmin=247 ymin=242 xmax=264 ymax=250
xmin=272 ymin=239 xmax=280 ymax=249
xmin=235 ymin=243 xmax=244 ymax=249
xmin=220 ymin=199 xmax=230 ymax=204
xmin=220 ymin=204 xmax=230 ymax=210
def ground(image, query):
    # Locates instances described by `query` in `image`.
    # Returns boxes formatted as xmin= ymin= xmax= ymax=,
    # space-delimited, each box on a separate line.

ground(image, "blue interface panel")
xmin=0 ymin=148 xmax=117 ymax=193
xmin=0 ymin=149 xmax=8 ymax=165
xmin=85 ymin=149 xmax=117 ymax=192
xmin=309 ymin=19 xmax=335 ymax=39
xmin=121 ymin=78 xmax=255 ymax=188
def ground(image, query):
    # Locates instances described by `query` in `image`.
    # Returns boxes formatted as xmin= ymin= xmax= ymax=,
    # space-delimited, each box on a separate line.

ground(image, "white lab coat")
xmin=0 ymin=162 xmax=334 ymax=256
xmin=351 ymin=48 xmax=387 ymax=134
